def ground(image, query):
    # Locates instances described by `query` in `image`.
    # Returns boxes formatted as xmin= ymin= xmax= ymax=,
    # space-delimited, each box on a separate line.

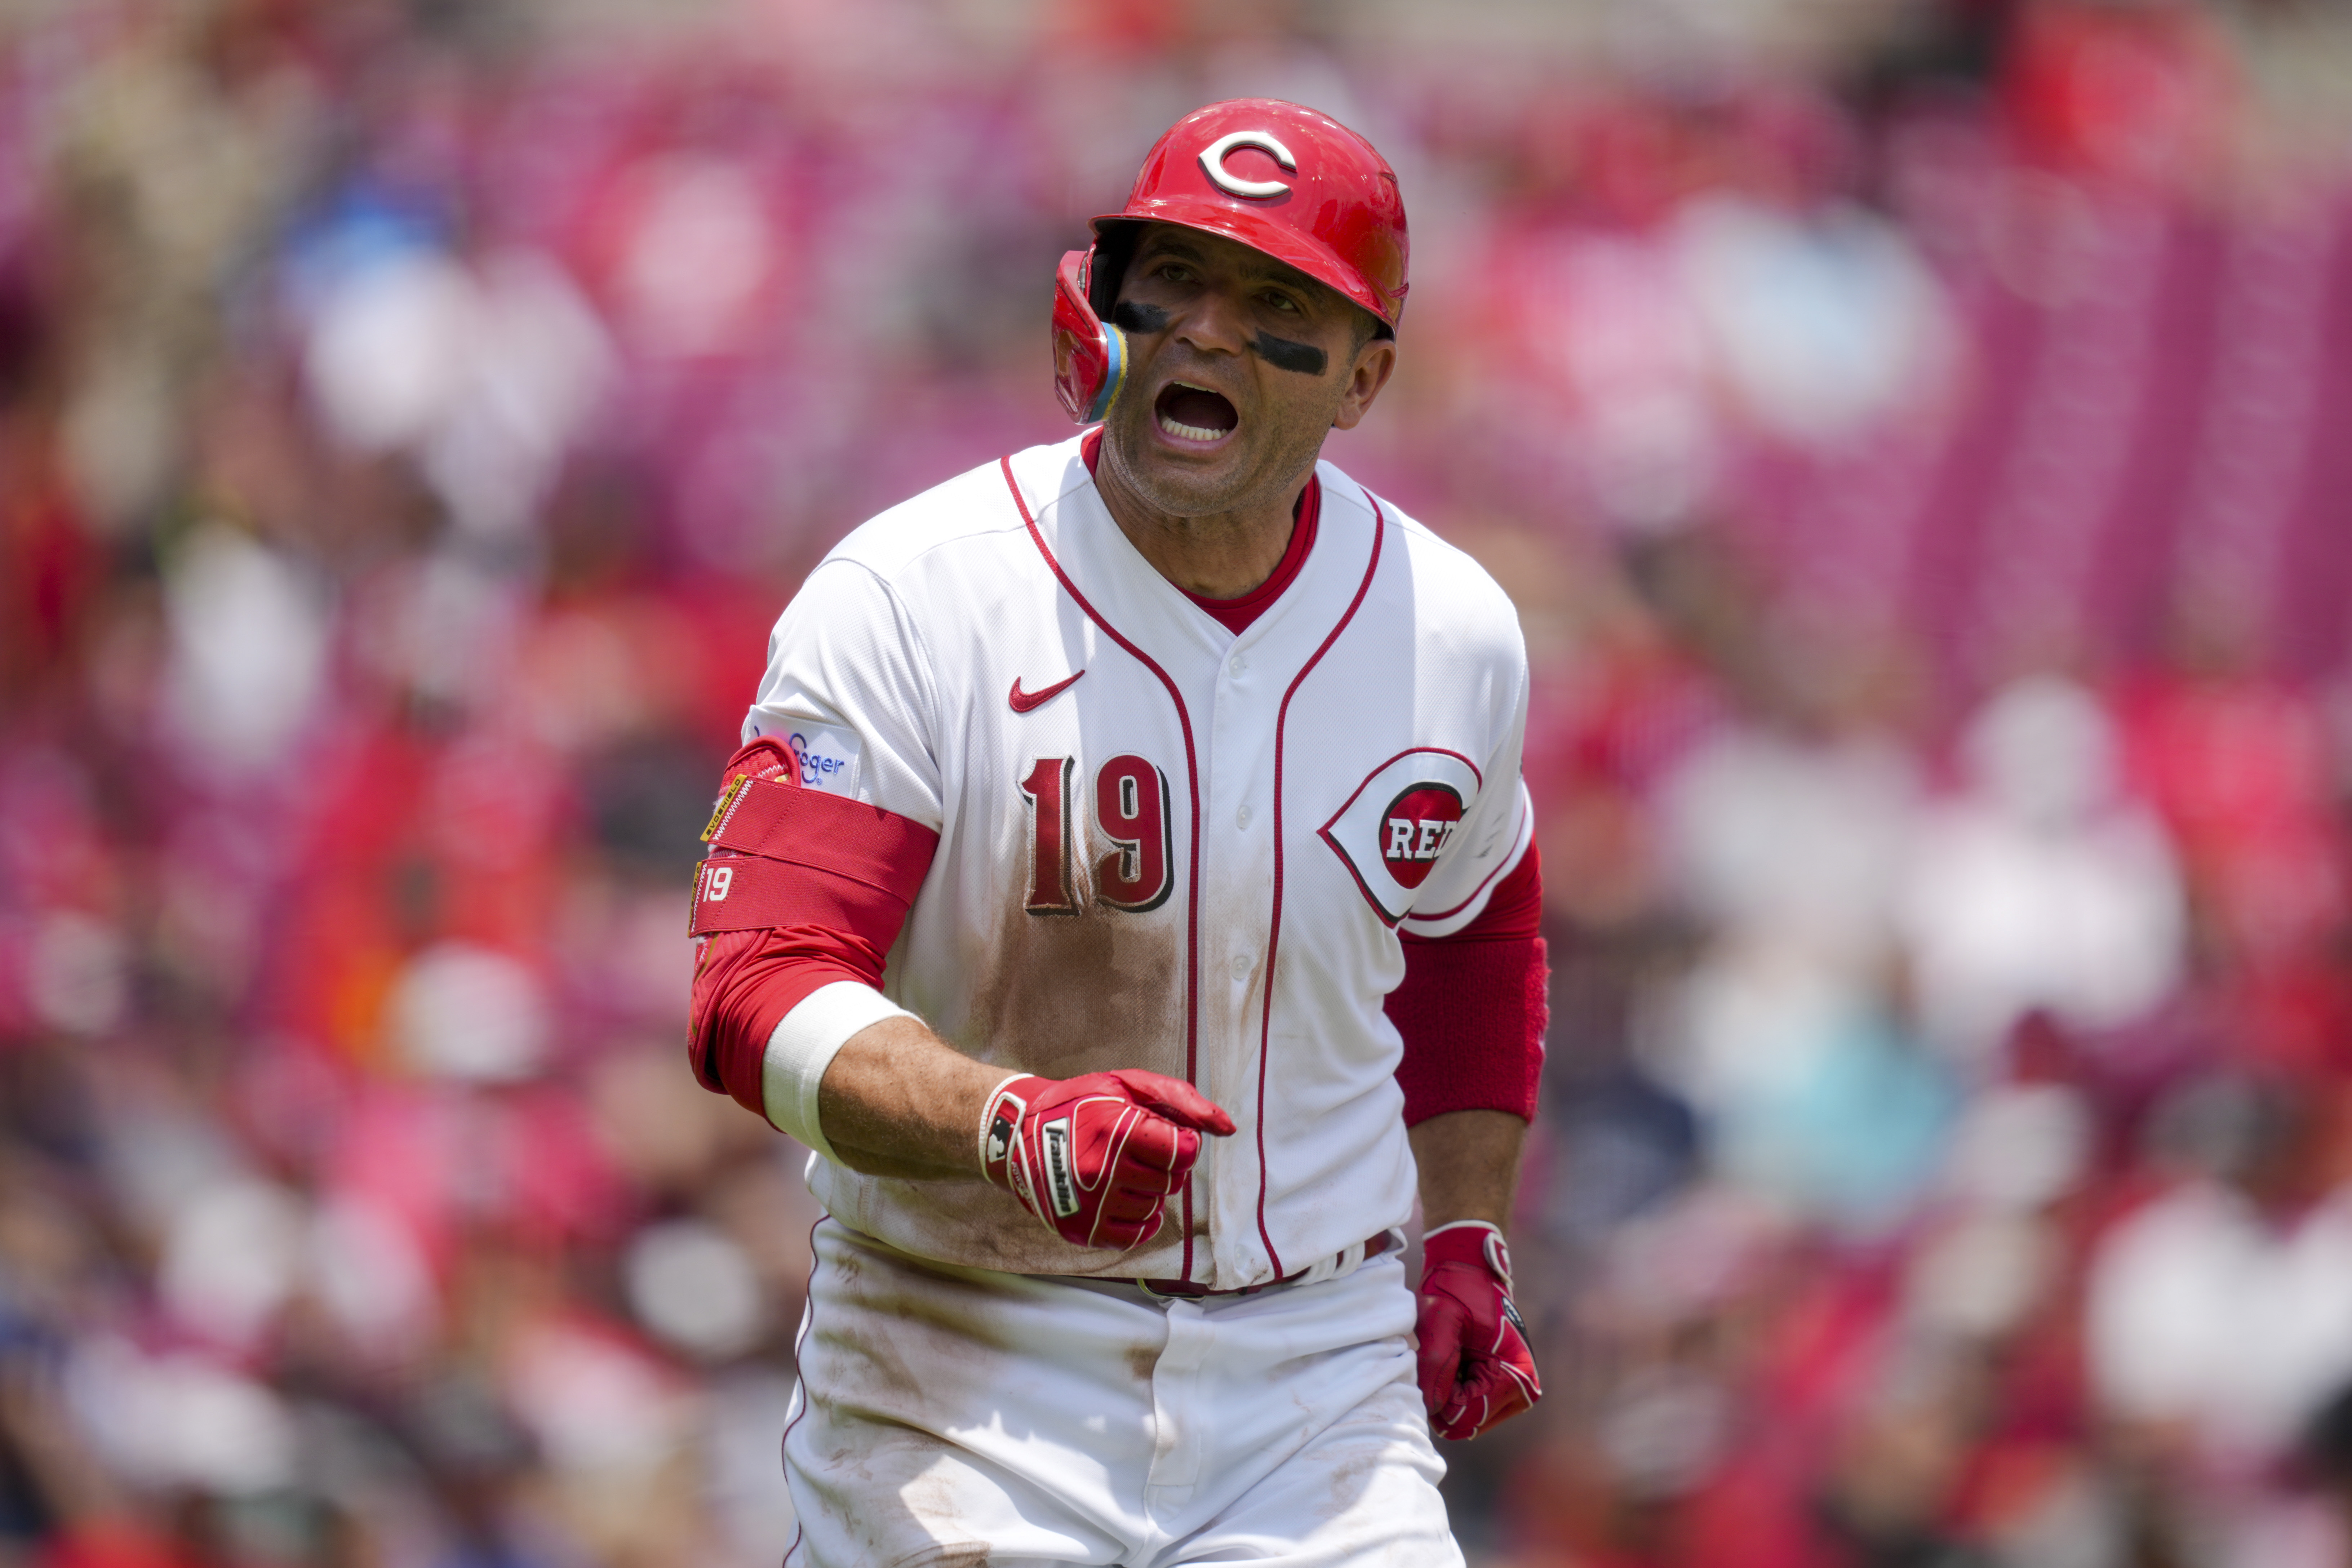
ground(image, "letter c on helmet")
xmin=1199 ymin=130 xmax=1297 ymax=199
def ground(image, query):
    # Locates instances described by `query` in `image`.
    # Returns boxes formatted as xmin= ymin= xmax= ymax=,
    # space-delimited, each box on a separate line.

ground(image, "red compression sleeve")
xmin=687 ymin=736 xmax=938 ymax=1117
xmin=1387 ymin=843 xmax=1548 ymax=1127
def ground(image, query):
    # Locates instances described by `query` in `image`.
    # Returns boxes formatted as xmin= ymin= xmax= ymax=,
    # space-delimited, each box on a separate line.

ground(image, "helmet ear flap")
xmin=1051 ymin=248 xmax=1127 ymax=425
xmin=1087 ymin=223 xmax=1137 ymax=317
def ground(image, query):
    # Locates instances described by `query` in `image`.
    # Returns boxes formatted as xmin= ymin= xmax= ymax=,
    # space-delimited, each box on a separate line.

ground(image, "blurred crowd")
xmin=6 ymin=1 xmax=2352 ymax=1566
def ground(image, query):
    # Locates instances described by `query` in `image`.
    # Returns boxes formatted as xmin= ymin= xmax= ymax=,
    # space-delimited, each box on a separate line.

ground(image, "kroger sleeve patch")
xmin=751 ymin=717 xmax=862 ymax=798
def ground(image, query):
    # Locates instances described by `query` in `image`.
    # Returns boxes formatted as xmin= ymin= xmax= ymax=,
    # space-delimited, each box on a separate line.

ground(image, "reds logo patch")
xmin=1378 ymin=784 xmax=1464 ymax=888
xmin=1318 ymin=748 xmax=1484 ymax=924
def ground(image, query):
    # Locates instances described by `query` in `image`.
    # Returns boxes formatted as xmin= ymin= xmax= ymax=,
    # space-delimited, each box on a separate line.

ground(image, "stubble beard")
xmin=1100 ymin=384 xmax=1335 ymax=530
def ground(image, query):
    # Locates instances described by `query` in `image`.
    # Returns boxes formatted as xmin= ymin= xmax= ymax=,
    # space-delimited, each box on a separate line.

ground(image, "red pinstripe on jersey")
xmin=778 ymin=1214 xmax=829 ymax=1568
xmin=1251 ymin=493 xmax=1386 ymax=1278
xmin=999 ymin=456 xmax=1210 ymax=1281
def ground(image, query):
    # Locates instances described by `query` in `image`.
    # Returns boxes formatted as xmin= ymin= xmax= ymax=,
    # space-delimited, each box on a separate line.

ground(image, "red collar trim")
xmin=1078 ymin=427 xmax=1321 ymax=636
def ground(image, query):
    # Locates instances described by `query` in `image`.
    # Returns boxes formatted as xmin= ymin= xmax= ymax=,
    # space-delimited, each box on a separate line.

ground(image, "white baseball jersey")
xmin=745 ymin=431 xmax=1532 ymax=1289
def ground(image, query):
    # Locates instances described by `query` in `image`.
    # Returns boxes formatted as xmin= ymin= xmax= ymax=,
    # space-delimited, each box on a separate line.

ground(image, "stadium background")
xmin=7 ymin=0 xmax=2352 ymax=1563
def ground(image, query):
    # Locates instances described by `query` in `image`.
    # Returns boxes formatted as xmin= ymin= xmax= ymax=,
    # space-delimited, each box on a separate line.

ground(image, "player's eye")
xmin=1260 ymin=290 xmax=1302 ymax=315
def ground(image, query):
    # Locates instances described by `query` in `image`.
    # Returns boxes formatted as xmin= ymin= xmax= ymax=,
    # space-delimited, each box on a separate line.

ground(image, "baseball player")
xmin=687 ymin=98 xmax=1548 ymax=1565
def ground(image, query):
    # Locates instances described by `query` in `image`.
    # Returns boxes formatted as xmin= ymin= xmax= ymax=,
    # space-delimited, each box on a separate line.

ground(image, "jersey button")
xmin=1235 ymin=804 xmax=1253 ymax=829
xmin=1229 ymin=653 xmax=1248 ymax=675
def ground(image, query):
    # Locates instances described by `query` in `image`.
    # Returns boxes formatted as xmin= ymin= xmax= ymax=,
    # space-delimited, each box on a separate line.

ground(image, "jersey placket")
xmin=1019 ymin=467 xmax=1257 ymax=1286
xmin=1191 ymin=485 xmax=1382 ymax=1289
xmin=1201 ymin=626 xmax=1278 ymax=1287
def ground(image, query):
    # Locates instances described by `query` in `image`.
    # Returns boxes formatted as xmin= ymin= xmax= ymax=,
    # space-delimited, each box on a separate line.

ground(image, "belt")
xmin=1128 ymin=1231 xmax=1396 ymax=1301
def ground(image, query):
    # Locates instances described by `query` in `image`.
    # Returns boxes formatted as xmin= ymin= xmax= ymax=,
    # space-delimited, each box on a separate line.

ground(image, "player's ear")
xmin=1330 ymin=337 xmax=1396 ymax=432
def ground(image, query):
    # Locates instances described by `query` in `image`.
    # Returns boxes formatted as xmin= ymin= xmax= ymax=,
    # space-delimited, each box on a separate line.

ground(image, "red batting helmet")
xmin=1051 ymin=99 xmax=1410 ymax=424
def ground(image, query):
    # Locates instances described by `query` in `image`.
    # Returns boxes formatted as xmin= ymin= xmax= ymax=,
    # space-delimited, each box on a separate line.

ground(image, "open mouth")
xmin=1155 ymin=382 xmax=1238 ymax=443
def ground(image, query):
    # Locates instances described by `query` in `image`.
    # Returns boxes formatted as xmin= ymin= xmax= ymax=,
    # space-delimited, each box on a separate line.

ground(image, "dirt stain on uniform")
xmin=844 ymin=794 xmax=1204 ymax=1279
xmin=894 ymin=1470 xmax=999 ymax=1568
xmin=889 ymin=1545 xmax=991 ymax=1568
xmin=1315 ymin=1442 xmax=1381 ymax=1522
xmin=962 ymin=857 xmax=1185 ymax=1082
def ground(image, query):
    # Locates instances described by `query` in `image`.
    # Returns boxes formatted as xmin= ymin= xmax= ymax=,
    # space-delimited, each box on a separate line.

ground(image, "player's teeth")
xmin=1158 ymin=412 xmax=1226 ymax=441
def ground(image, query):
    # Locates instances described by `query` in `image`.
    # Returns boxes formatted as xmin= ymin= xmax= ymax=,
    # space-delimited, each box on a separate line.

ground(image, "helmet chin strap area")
xmin=1051 ymin=249 xmax=1126 ymax=424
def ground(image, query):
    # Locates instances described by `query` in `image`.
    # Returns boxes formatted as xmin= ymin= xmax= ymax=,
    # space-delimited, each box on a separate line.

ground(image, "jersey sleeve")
xmin=1385 ymin=607 xmax=1544 ymax=1123
xmin=689 ymin=560 xmax=946 ymax=1157
xmin=1397 ymin=668 xmax=1533 ymax=940
xmin=743 ymin=558 xmax=946 ymax=830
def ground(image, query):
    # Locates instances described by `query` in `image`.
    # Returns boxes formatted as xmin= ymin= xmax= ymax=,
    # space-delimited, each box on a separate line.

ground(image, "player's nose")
xmin=1169 ymin=278 xmax=1252 ymax=360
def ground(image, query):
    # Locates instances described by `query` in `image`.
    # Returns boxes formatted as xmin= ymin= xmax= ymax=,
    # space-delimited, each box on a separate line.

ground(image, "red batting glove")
xmin=978 ymin=1071 xmax=1235 ymax=1251
xmin=1416 ymin=1220 xmax=1541 ymax=1440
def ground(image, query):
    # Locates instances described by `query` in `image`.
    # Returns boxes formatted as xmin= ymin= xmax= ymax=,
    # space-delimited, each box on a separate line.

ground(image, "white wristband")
xmin=763 ymin=981 xmax=917 ymax=1164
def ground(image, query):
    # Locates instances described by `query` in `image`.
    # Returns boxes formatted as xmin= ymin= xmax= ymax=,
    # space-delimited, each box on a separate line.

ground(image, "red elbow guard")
xmin=686 ymin=736 xmax=938 ymax=1115
xmin=689 ymin=739 xmax=936 ymax=937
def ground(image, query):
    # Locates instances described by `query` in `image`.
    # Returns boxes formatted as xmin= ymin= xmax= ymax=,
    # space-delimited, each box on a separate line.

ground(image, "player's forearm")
xmin=1410 ymin=1108 xmax=1527 ymax=1231
xmin=815 ymin=1015 xmax=1004 ymax=1180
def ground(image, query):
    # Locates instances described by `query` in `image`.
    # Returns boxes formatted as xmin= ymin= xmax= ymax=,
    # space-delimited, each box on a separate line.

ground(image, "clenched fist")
xmin=979 ymin=1070 xmax=1235 ymax=1251
xmin=1416 ymin=1220 xmax=1541 ymax=1440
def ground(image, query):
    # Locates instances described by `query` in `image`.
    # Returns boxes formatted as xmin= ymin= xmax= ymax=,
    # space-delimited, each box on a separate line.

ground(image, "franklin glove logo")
xmin=977 ymin=1070 xmax=1234 ymax=1252
xmin=1043 ymin=1117 xmax=1081 ymax=1218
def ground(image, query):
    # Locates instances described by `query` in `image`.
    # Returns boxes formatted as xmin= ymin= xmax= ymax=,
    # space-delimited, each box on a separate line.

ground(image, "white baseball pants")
xmin=781 ymin=1218 xmax=1462 ymax=1567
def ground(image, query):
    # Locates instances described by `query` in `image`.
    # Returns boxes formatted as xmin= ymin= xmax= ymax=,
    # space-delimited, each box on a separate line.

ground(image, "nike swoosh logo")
xmin=1009 ymin=670 xmax=1084 ymax=713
